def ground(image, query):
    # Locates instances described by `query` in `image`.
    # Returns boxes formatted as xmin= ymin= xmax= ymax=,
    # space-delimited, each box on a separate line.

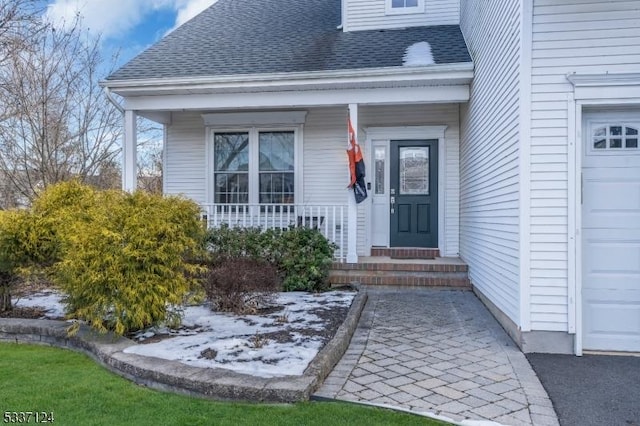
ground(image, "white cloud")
xmin=45 ymin=0 xmax=218 ymax=40
xmin=173 ymin=0 xmax=218 ymax=28
xmin=45 ymin=0 xmax=148 ymax=39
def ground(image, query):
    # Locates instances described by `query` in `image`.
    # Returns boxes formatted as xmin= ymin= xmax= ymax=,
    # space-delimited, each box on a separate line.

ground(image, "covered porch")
xmin=109 ymin=64 xmax=473 ymax=263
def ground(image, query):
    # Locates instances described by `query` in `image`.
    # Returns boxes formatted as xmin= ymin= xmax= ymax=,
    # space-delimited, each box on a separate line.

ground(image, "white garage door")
xmin=582 ymin=112 xmax=640 ymax=352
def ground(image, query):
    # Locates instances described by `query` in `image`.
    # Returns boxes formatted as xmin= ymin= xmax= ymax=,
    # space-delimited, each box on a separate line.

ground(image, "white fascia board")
xmin=123 ymin=85 xmax=470 ymax=111
xmin=101 ymin=63 xmax=474 ymax=96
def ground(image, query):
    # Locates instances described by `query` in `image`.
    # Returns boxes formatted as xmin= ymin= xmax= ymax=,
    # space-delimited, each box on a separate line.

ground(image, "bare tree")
xmin=0 ymin=0 xmax=42 ymax=65
xmin=0 ymin=17 xmax=123 ymax=208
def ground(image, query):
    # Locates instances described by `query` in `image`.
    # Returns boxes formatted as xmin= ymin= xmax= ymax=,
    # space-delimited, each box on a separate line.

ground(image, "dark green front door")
xmin=390 ymin=140 xmax=438 ymax=248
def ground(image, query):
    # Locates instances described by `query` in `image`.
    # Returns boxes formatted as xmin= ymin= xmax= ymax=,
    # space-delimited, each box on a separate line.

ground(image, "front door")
xmin=390 ymin=140 xmax=438 ymax=247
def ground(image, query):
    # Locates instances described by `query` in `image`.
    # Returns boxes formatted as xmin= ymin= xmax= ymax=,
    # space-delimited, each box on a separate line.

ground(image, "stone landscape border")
xmin=0 ymin=291 xmax=367 ymax=403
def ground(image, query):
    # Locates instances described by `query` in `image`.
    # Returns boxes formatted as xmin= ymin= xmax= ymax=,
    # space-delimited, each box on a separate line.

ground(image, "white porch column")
xmin=122 ymin=109 xmax=138 ymax=192
xmin=347 ymin=103 xmax=359 ymax=264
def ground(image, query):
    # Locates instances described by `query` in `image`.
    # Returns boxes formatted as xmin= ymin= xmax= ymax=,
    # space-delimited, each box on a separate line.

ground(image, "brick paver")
xmin=314 ymin=288 xmax=559 ymax=426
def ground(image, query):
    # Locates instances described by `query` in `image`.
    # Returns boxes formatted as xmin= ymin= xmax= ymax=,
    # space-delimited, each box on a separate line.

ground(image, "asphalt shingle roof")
xmin=107 ymin=0 xmax=471 ymax=81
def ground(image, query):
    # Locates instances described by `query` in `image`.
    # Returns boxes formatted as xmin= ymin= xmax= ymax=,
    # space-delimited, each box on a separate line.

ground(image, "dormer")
xmin=342 ymin=0 xmax=460 ymax=32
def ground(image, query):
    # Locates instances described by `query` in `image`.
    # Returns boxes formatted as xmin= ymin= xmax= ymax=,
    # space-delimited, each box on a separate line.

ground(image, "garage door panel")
xmin=583 ymin=229 xmax=640 ymax=292
xmin=582 ymin=171 xmax=640 ymax=229
xmin=583 ymin=294 xmax=640 ymax=352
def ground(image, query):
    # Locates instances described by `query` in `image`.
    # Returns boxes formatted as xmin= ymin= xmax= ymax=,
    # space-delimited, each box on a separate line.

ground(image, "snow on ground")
xmin=14 ymin=290 xmax=66 ymax=319
xmin=13 ymin=290 xmax=355 ymax=379
xmin=403 ymin=41 xmax=435 ymax=66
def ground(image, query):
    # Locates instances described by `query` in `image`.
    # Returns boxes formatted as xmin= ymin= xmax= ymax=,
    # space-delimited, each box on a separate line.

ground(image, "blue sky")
xmin=44 ymin=0 xmax=219 ymax=70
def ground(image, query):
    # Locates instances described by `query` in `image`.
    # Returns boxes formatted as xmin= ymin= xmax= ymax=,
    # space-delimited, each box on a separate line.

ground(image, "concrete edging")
xmin=0 ymin=290 xmax=368 ymax=403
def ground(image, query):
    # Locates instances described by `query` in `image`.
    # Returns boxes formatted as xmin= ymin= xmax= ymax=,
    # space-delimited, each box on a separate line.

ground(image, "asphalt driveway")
xmin=527 ymin=353 xmax=640 ymax=426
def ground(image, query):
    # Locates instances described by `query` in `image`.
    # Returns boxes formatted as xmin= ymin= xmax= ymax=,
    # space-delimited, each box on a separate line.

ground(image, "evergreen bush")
xmin=53 ymin=189 xmax=206 ymax=335
xmin=205 ymin=225 xmax=336 ymax=292
xmin=4 ymin=181 xmax=206 ymax=335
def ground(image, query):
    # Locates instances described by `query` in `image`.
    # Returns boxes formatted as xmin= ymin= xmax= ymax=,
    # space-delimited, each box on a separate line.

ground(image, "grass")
xmin=0 ymin=343 xmax=446 ymax=426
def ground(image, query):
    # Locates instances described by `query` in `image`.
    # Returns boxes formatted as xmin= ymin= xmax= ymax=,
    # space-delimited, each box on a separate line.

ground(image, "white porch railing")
xmin=200 ymin=203 xmax=348 ymax=262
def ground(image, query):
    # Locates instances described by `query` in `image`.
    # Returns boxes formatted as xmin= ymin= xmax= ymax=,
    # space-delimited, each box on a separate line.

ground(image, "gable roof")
xmin=106 ymin=0 xmax=471 ymax=82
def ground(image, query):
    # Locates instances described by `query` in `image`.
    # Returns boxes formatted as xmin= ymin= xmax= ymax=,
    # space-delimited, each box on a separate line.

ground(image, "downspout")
xmin=104 ymin=86 xmax=125 ymax=114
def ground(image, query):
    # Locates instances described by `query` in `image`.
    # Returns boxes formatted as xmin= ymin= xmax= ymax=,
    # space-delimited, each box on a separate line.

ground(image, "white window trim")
xmin=205 ymin=125 xmax=303 ymax=205
xmin=385 ymin=0 xmax=425 ymax=16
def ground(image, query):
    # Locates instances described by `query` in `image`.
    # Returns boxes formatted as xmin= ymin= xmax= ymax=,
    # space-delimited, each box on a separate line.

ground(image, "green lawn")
xmin=0 ymin=343 xmax=445 ymax=426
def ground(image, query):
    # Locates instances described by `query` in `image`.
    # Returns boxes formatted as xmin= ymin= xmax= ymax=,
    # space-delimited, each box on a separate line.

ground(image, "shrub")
xmin=0 ymin=182 xmax=106 ymax=313
xmin=205 ymin=225 xmax=336 ymax=292
xmin=0 ymin=210 xmax=46 ymax=312
xmin=203 ymin=258 xmax=280 ymax=314
xmin=205 ymin=225 xmax=278 ymax=262
xmin=52 ymin=189 xmax=206 ymax=335
xmin=276 ymin=226 xmax=336 ymax=292
xmin=0 ymin=182 xmax=207 ymax=330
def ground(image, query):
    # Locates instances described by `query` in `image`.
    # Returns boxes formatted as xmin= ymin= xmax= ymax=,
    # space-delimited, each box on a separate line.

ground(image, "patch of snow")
xmin=125 ymin=291 xmax=355 ymax=378
xmin=403 ymin=41 xmax=435 ymax=67
xmin=12 ymin=288 xmax=356 ymax=379
xmin=14 ymin=291 xmax=65 ymax=319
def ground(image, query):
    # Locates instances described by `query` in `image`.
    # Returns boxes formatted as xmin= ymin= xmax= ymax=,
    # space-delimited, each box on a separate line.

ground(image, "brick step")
xmin=332 ymin=261 xmax=468 ymax=273
xmin=370 ymin=247 xmax=440 ymax=259
xmin=329 ymin=256 xmax=470 ymax=289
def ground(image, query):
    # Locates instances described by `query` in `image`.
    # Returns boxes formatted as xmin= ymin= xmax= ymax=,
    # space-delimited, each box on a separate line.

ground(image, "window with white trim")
xmin=385 ymin=0 xmax=425 ymax=15
xmin=591 ymin=124 xmax=639 ymax=151
xmin=212 ymin=129 xmax=296 ymax=205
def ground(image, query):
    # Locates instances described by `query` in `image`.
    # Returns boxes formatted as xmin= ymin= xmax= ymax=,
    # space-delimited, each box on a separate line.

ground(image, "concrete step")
xmin=329 ymin=256 xmax=471 ymax=289
xmin=370 ymin=247 xmax=440 ymax=259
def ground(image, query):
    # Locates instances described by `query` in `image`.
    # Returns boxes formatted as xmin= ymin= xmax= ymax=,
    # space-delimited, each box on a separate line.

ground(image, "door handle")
xmin=390 ymin=196 xmax=395 ymax=204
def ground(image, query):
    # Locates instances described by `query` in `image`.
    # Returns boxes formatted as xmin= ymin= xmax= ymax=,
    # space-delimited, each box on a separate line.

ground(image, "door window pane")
xmin=399 ymin=147 xmax=429 ymax=195
xmin=374 ymin=147 xmax=385 ymax=195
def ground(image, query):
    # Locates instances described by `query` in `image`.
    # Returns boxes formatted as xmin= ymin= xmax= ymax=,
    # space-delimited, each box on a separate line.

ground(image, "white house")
xmin=102 ymin=0 xmax=640 ymax=356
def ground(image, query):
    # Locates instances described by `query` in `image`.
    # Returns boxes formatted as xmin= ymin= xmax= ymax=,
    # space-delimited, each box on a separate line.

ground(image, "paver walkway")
xmin=314 ymin=288 xmax=559 ymax=426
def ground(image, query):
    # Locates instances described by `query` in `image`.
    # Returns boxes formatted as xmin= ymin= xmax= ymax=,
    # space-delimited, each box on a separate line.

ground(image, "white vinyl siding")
xmin=529 ymin=0 xmax=640 ymax=331
xmin=344 ymin=0 xmax=459 ymax=32
xmin=459 ymin=0 xmax=522 ymax=323
xmin=164 ymin=112 xmax=207 ymax=204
